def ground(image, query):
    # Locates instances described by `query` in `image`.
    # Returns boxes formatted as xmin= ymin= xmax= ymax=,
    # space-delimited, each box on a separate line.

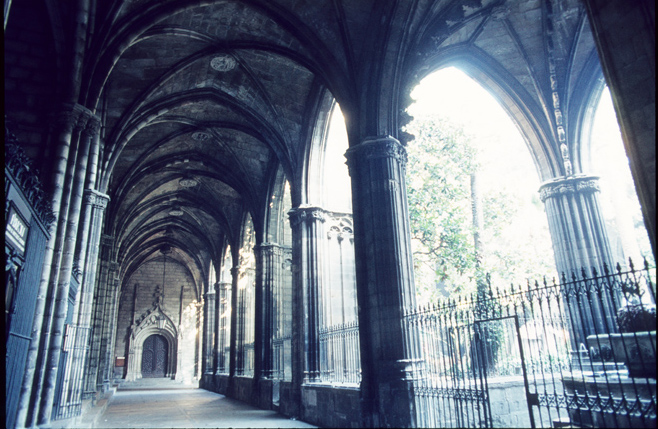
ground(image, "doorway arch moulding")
xmin=125 ymin=303 xmax=178 ymax=381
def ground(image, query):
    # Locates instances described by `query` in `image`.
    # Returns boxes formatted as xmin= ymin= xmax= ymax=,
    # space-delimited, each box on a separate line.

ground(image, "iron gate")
xmin=52 ymin=324 xmax=91 ymax=421
xmin=405 ymin=261 xmax=656 ymax=428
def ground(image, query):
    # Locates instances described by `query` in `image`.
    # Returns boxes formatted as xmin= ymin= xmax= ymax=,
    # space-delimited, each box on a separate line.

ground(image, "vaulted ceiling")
xmin=6 ymin=0 xmax=602 ymax=298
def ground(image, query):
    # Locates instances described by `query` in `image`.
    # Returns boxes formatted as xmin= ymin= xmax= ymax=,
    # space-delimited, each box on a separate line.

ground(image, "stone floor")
xmin=93 ymin=378 xmax=318 ymax=428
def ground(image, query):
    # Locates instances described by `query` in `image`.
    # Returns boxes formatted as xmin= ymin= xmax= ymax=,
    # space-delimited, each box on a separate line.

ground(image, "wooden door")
xmin=141 ymin=334 xmax=168 ymax=378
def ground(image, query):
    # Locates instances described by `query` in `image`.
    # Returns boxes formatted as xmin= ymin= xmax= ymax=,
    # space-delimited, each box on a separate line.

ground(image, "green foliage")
xmin=405 ymin=116 xmax=479 ymax=299
xmin=404 ymin=113 xmax=556 ymax=303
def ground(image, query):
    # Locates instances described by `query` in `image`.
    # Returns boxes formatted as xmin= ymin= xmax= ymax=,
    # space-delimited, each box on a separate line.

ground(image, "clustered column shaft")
xmin=345 ymin=135 xmax=418 ymax=428
xmin=257 ymin=243 xmax=283 ymax=379
xmin=288 ymin=206 xmax=326 ymax=383
xmin=16 ymin=104 xmax=104 ymax=427
xmin=540 ymin=174 xmax=617 ymax=343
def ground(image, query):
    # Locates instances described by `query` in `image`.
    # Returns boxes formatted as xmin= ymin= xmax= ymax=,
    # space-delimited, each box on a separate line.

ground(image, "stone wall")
xmin=301 ymin=384 xmax=361 ymax=428
xmin=583 ymin=0 xmax=656 ymax=257
xmin=4 ymin=0 xmax=59 ymax=162
xmin=114 ymin=258 xmax=199 ymax=380
xmin=230 ymin=376 xmax=256 ymax=404
xmin=486 ymin=376 xmax=565 ymax=428
xmin=200 ymin=375 xmax=362 ymax=428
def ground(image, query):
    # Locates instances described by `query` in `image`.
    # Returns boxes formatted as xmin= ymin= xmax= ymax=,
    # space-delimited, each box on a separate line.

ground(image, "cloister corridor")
xmin=57 ymin=379 xmax=317 ymax=429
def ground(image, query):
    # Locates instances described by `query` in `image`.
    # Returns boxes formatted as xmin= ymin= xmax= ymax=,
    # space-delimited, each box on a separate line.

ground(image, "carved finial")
xmin=153 ymin=285 xmax=164 ymax=308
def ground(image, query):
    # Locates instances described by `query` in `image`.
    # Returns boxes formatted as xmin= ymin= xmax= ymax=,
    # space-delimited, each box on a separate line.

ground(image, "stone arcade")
xmin=5 ymin=0 xmax=655 ymax=428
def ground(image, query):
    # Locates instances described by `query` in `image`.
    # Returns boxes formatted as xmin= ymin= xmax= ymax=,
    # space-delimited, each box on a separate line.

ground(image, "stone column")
xmin=216 ymin=281 xmax=231 ymax=374
xmin=66 ymin=117 xmax=104 ymax=404
xmin=96 ymin=261 xmax=119 ymax=391
xmin=228 ymin=266 xmax=239 ymax=394
xmin=212 ymin=282 xmax=220 ymax=375
xmin=66 ymin=189 xmax=108 ymax=403
xmin=203 ymin=287 xmax=216 ymax=374
xmin=77 ymin=192 xmax=109 ymax=349
xmin=39 ymin=109 xmax=94 ymax=424
xmin=540 ymin=175 xmax=615 ymax=275
xmin=257 ymin=243 xmax=282 ymax=379
xmin=253 ymin=246 xmax=264 ymax=383
xmin=288 ymin=206 xmax=326 ymax=383
xmin=15 ymin=105 xmax=81 ymax=428
xmin=540 ymin=174 xmax=617 ymax=342
xmin=345 ymin=136 xmax=417 ymax=428
xmin=84 ymin=234 xmax=113 ymax=393
xmin=582 ymin=0 xmax=656 ymax=259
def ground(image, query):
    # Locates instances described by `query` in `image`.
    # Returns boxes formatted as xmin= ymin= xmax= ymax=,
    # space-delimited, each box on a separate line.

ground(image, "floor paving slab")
xmin=93 ymin=379 xmax=318 ymax=428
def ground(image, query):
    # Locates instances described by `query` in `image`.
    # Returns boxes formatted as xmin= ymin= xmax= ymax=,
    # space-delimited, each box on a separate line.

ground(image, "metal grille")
xmin=52 ymin=325 xmax=91 ymax=421
xmin=405 ymin=260 xmax=656 ymax=428
xmin=318 ymin=321 xmax=361 ymax=385
xmin=273 ymin=334 xmax=292 ymax=381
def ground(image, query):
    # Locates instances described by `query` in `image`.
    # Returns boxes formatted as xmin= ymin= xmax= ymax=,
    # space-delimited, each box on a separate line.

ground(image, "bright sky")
xmin=409 ymin=67 xmax=539 ymax=197
xmin=409 ymin=67 xmax=507 ymax=126
xmin=324 ymin=105 xmax=352 ymax=212
xmin=408 ymin=66 xmax=651 ymax=264
xmin=592 ymin=89 xmax=649 ymax=263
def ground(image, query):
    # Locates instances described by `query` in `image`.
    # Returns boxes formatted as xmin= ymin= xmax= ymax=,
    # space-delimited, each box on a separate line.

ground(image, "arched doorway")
xmin=141 ymin=334 xmax=168 ymax=378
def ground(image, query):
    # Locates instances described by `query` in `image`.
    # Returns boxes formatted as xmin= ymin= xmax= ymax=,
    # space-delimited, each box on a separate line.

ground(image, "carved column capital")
xmin=288 ymin=205 xmax=326 ymax=227
xmin=75 ymin=111 xmax=92 ymax=131
xmin=83 ymin=116 xmax=102 ymax=137
xmin=344 ymin=135 xmax=407 ymax=170
xmin=51 ymin=106 xmax=80 ymax=133
xmin=539 ymin=175 xmax=601 ymax=202
xmin=257 ymin=242 xmax=284 ymax=257
xmin=83 ymin=189 xmax=110 ymax=208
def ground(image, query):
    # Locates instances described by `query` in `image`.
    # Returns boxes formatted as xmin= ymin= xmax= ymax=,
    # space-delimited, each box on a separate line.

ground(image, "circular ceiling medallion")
xmin=168 ymin=206 xmax=184 ymax=216
xmin=191 ymin=131 xmax=210 ymax=141
xmin=179 ymin=177 xmax=198 ymax=188
xmin=210 ymin=55 xmax=237 ymax=72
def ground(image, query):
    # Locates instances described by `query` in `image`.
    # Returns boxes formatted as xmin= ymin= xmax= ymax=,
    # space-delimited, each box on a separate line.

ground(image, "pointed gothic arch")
xmin=125 ymin=304 xmax=178 ymax=381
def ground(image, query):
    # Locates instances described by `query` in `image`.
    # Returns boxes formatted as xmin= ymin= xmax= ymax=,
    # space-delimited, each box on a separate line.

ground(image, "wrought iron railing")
xmin=52 ymin=324 xmax=91 ymax=421
xmin=217 ymin=345 xmax=230 ymax=375
xmin=273 ymin=334 xmax=292 ymax=381
xmin=318 ymin=321 xmax=361 ymax=385
xmin=236 ymin=342 xmax=254 ymax=377
xmin=405 ymin=260 xmax=656 ymax=428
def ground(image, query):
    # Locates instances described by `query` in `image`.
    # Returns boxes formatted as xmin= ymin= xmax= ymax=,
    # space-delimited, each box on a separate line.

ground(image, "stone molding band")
xmin=288 ymin=205 xmax=327 ymax=226
xmin=83 ymin=189 xmax=110 ymax=208
xmin=257 ymin=242 xmax=287 ymax=257
xmin=344 ymin=135 xmax=407 ymax=168
xmin=51 ymin=104 xmax=101 ymax=134
xmin=288 ymin=206 xmax=355 ymax=227
xmin=4 ymin=137 xmax=57 ymax=227
xmin=539 ymin=175 xmax=601 ymax=202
